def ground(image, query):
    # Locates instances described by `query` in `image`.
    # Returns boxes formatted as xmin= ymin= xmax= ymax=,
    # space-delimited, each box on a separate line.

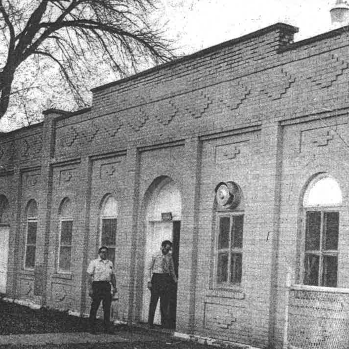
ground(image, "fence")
xmin=286 ymin=285 xmax=349 ymax=349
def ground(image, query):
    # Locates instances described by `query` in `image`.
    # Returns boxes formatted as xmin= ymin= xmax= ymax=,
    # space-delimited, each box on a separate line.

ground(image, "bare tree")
xmin=0 ymin=0 xmax=175 ymax=126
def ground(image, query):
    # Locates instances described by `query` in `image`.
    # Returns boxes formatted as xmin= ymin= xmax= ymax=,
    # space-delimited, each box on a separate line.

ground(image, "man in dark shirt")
xmin=147 ymin=240 xmax=177 ymax=328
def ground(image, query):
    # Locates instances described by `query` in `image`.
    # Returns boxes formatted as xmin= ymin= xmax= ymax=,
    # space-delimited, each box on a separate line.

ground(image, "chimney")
xmin=330 ymin=0 xmax=349 ymax=28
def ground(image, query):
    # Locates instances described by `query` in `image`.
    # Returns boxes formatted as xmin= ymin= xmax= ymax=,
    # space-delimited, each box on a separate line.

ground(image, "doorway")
xmin=0 ymin=224 xmax=9 ymax=294
xmin=141 ymin=178 xmax=182 ymax=328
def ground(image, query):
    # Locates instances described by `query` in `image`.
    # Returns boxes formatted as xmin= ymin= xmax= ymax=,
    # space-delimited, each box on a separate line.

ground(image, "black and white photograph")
xmin=0 ymin=1 xmax=347 ymax=348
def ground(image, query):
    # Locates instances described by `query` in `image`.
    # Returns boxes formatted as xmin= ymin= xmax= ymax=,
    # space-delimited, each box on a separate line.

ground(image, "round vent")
xmin=215 ymin=181 xmax=241 ymax=209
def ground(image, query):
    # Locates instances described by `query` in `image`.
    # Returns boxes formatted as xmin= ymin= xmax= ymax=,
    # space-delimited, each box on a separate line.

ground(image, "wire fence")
xmin=287 ymin=286 xmax=349 ymax=349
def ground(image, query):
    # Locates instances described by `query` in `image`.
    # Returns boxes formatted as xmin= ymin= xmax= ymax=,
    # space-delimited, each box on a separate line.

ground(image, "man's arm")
xmin=87 ymin=273 xmax=94 ymax=297
xmin=168 ymin=256 xmax=177 ymax=283
xmin=111 ymin=271 xmax=117 ymax=293
xmin=87 ymin=261 xmax=94 ymax=297
xmin=147 ymin=255 xmax=155 ymax=289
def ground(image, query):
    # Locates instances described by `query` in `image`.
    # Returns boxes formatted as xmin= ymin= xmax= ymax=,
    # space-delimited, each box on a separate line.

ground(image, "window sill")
xmin=20 ymin=269 xmax=35 ymax=277
xmin=291 ymin=284 xmax=349 ymax=294
xmin=52 ymin=273 xmax=73 ymax=280
xmin=206 ymin=288 xmax=245 ymax=300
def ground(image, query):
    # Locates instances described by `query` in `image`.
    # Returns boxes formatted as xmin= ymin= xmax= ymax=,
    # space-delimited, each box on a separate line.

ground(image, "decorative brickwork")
xmin=19 ymin=135 xmax=43 ymax=160
xmin=204 ymin=302 xmax=242 ymax=330
xmin=260 ymin=68 xmax=296 ymax=100
xmin=26 ymin=174 xmax=40 ymax=187
xmin=299 ymin=126 xmax=343 ymax=153
xmin=20 ymin=279 xmax=34 ymax=297
xmin=218 ymin=81 xmax=251 ymax=111
xmin=306 ymin=54 xmax=349 ymax=89
xmin=215 ymin=141 xmax=250 ymax=163
xmin=100 ymin=115 xmax=122 ymax=137
xmin=61 ymin=126 xmax=79 ymax=147
xmin=153 ymin=99 xmax=178 ymax=125
xmin=124 ymin=106 xmax=148 ymax=131
xmin=80 ymin=121 xmax=99 ymax=143
xmin=185 ymin=90 xmax=213 ymax=119
xmin=59 ymin=169 xmax=75 ymax=185
xmin=100 ymin=162 xmax=120 ymax=179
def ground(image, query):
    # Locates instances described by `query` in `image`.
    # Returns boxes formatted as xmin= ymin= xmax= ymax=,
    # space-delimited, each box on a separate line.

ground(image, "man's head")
xmin=98 ymin=246 xmax=108 ymax=260
xmin=161 ymin=240 xmax=172 ymax=255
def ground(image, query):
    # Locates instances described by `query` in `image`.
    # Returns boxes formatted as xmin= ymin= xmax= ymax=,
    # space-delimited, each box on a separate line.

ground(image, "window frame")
xmin=57 ymin=198 xmax=73 ymax=274
xmin=24 ymin=201 xmax=38 ymax=271
xmin=302 ymin=206 xmax=339 ymax=288
xmin=214 ymin=211 xmax=244 ymax=288
xmin=99 ymin=195 xmax=118 ymax=266
xmin=58 ymin=217 xmax=73 ymax=273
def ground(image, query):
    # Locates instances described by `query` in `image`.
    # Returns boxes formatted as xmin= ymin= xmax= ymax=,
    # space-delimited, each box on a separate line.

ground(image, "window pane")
xmin=102 ymin=197 xmax=118 ymax=217
xmin=218 ymin=217 xmax=230 ymax=249
xmin=304 ymin=254 xmax=319 ymax=286
xmin=59 ymin=246 xmax=71 ymax=272
xmin=60 ymin=199 xmax=72 ymax=217
xmin=232 ymin=215 xmax=243 ymax=248
xmin=25 ymin=246 xmax=36 ymax=269
xmin=27 ymin=222 xmax=37 ymax=244
xmin=61 ymin=221 xmax=73 ymax=245
xmin=323 ymin=212 xmax=339 ymax=251
xmin=102 ymin=219 xmax=117 ymax=246
xmin=322 ymin=256 xmax=338 ymax=287
xmin=231 ymin=253 xmax=242 ymax=284
xmin=27 ymin=200 xmax=38 ymax=218
xmin=305 ymin=211 xmax=321 ymax=251
xmin=217 ymin=252 xmax=228 ymax=283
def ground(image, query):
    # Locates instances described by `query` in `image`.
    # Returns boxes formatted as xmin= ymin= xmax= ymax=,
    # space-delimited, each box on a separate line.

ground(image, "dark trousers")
xmin=148 ymin=273 xmax=172 ymax=327
xmin=89 ymin=281 xmax=112 ymax=329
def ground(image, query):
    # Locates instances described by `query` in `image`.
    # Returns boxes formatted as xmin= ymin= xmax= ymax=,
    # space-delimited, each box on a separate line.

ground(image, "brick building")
xmin=1 ymin=21 xmax=349 ymax=349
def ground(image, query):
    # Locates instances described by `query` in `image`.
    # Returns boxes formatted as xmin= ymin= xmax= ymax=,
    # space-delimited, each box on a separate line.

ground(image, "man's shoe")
xmin=148 ymin=324 xmax=155 ymax=329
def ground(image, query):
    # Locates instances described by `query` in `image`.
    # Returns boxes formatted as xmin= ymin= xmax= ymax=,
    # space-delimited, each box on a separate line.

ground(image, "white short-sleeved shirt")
xmin=87 ymin=257 xmax=114 ymax=282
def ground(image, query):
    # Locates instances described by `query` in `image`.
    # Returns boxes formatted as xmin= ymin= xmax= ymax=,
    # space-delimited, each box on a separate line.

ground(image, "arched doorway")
xmin=0 ymin=195 xmax=10 ymax=294
xmin=141 ymin=177 xmax=182 ymax=328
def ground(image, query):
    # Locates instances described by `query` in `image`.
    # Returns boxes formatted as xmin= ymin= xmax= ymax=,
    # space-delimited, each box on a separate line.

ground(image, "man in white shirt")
xmin=147 ymin=240 xmax=177 ymax=329
xmin=87 ymin=246 xmax=117 ymax=334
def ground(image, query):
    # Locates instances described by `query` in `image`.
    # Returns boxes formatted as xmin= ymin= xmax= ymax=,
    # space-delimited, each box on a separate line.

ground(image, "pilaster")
xmin=258 ymin=121 xmax=283 ymax=348
xmin=124 ymin=145 xmax=141 ymax=323
xmin=38 ymin=109 xmax=66 ymax=305
xmin=176 ymin=136 xmax=202 ymax=334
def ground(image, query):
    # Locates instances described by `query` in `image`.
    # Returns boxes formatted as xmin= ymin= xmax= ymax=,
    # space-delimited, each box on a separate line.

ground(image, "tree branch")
xmin=0 ymin=0 xmax=15 ymax=54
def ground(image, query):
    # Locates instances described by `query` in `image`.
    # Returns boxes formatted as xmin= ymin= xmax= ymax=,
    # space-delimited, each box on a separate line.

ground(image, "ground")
xmin=0 ymin=298 xmax=243 ymax=349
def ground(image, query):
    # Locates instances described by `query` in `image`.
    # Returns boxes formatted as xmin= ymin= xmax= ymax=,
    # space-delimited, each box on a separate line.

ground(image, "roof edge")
xmin=280 ymin=23 xmax=349 ymax=52
xmin=91 ymin=22 xmax=298 ymax=93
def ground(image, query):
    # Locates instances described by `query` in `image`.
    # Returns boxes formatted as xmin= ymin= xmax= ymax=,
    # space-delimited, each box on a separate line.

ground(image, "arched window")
xmin=58 ymin=198 xmax=73 ymax=273
xmin=100 ymin=195 xmax=118 ymax=265
xmin=24 ymin=200 xmax=38 ymax=270
xmin=302 ymin=175 xmax=342 ymax=287
xmin=214 ymin=182 xmax=244 ymax=286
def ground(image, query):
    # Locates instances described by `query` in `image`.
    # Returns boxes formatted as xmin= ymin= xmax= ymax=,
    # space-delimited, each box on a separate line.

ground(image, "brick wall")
xmin=1 ymin=22 xmax=349 ymax=349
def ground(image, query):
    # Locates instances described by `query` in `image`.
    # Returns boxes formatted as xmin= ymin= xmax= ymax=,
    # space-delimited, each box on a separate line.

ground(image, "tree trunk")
xmin=0 ymin=67 xmax=15 ymax=119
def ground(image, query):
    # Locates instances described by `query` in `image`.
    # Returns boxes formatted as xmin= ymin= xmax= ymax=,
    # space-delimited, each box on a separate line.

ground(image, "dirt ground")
xmin=0 ymin=299 xmax=89 ymax=335
xmin=0 ymin=299 xmax=241 ymax=349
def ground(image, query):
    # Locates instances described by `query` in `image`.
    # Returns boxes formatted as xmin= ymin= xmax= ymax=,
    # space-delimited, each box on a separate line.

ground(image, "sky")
xmin=0 ymin=0 xmax=339 ymax=132
xmin=160 ymin=0 xmax=335 ymax=54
